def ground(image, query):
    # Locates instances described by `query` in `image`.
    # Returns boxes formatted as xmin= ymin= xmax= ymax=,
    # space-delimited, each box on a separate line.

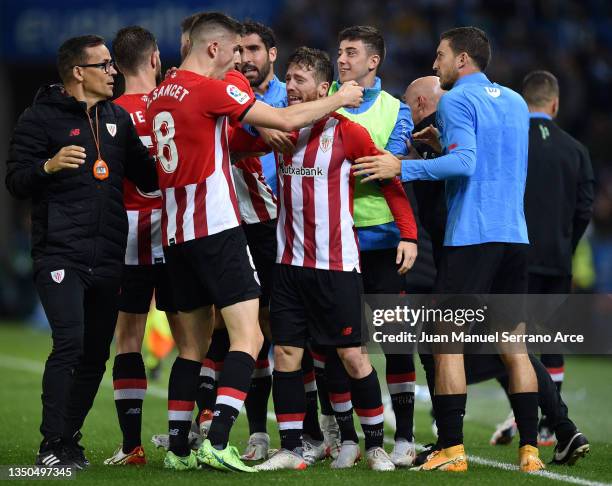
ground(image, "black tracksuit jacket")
xmin=6 ymin=84 xmax=158 ymax=279
xmin=524 ymin=117 xmax=594 ymax=276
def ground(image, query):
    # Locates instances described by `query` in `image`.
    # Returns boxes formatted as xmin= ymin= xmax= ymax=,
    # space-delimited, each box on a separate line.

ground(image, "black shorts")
xmin=270 ymin=264 xmax=363 ymax=348
xmin=434 ymin=243 xmax=528 ymax=332
xmin=163 ymin=226 xmax=261 ymax=311
xmin=119 ymin=264 xmax=176 ymax=313
xmin=360 ymin=248 xmax=406 ymax=294
xmin=434 ymin=243 xmax=528 ymax=294
xmin=243 ymin=219 xmax=277 ymax=306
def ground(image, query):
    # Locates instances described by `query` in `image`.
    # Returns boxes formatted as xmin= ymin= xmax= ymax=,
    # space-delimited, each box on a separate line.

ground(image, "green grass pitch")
xmin=0 ymin=323 xmax=610 ymax=485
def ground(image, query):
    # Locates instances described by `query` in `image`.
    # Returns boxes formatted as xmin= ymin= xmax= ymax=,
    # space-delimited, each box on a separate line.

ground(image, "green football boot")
xmin=163 ymin=450 xmax=198 ymax=470
xmin=197 ymin=439 xmax=257 ymax=472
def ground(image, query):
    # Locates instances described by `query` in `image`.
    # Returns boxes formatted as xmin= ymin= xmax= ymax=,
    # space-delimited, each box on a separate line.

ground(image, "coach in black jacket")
xmin=521 ymin=71 xmax=594 ymax=422
xmin=5 ymin=35 xmax=158 ymax=467
xmin=522 ymin=71 xmax=594 ymax=288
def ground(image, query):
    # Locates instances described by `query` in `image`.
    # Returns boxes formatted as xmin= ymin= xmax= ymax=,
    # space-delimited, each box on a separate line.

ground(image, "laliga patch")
xmin=226 ymin=84 xmax=250 ymax=105
xmin=51 ymin=269 xmax=65 ymax=283
xmin=319 ymin=134 xmax=334 ymax=153
xmin=106 ymin=123 xmax=117 ymax=137
xmin=485 ymin=87 xmax=501 ymax=98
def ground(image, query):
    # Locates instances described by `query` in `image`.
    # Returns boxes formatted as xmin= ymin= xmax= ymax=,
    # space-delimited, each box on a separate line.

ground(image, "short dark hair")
xmin=243 ymin=20 xmax=276 ymax=50
xmin=287 ymin=47 xmax=333 ymax=85
xmin=181 ymin=12 xmax=203 ymax=34
xmin=522 ymin=70 xmax=559 ymax=106
xmin=57 ymin=34 xmax=105 ymax=83
xmin=190 ymin=12 xmax=243 ymax=41
xmin=112 ymin=26 xmax=157 ymax=76
xmin=338 ymin=25 xmax=385 ymax=65
xmin=440 ymin=26 xmax=491 ymax=71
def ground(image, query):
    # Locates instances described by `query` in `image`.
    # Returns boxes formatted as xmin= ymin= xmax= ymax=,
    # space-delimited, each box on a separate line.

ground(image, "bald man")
xmin=403 ymin=76 xmax=447 ymax=267
xmin=404 ymin=76 xmax=444 ymax=129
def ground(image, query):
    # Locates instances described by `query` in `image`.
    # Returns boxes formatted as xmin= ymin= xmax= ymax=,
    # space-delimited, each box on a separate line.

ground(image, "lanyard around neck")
xmin=85 ymin=106 xmax=102 ymax=161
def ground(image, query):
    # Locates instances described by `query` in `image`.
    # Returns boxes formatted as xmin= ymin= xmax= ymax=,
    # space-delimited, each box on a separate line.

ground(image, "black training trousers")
xmin=35 ymin=265 xmax=120 ymax=442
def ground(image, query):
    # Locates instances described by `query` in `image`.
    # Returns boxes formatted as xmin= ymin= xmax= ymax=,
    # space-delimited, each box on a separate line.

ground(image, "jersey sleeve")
xmin=340 ymin=117 xmax=381 ymax=161
xmin=384 ymin=101 xmax=414 ymax=156
xmin=203 ymin=77 xmax=256 ymax=123
xmin=380 ymin=180 xmax=417 ymax=242
xmin=224 ymin=70 xmax=255 ymax=97
xmin=400 ymin=92 xmax=477 ymax=182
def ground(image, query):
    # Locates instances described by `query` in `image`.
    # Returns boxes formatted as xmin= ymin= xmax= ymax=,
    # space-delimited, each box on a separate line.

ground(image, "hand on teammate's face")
xmin=337 ymin=80 xmax=364 ymax=108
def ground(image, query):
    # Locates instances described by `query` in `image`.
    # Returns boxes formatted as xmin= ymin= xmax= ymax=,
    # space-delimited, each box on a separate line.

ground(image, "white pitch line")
xmin=1 ymin=353 xmax=609 ymax=485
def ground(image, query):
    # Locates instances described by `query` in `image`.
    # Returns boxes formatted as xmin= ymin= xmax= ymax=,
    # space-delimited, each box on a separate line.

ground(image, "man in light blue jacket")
xmin=353 ymin=26 xmax=543 ymax=473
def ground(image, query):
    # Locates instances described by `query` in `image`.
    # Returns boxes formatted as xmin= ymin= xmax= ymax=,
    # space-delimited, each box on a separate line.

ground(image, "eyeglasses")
xmin=75 ymin=59 xmax=116 ymax=74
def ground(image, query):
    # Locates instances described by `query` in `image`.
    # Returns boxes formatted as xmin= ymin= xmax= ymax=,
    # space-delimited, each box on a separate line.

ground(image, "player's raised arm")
xmin=242 ymin=81 xmax=363 ymax=132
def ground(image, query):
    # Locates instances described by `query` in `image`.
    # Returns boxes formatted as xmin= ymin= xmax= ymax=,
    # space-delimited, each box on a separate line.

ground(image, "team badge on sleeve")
xmin=226 ymin=84 xmax=250 ymax=105
xmin=51 ymin=269 xmax=65 ymax=283
xmin=106 ymin=123 xmax=117 ymax=137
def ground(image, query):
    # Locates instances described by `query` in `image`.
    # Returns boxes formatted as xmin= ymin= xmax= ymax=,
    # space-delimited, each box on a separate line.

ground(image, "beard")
xmin=243 ymin=59 xmax=271 ymax=88
xmin=439 ymin=69 xmax=459 ymax=90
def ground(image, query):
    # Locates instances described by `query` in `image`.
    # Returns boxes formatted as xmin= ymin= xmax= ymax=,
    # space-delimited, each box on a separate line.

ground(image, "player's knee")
xmin=114 ymin=313 xmax=146 ymax=353
xmin=337 ymin=347 xmax=371 ymax=379
xmin=273 ymin=345 xmax=302 ymax=372
xmin=244 ymin=324 xmax=264 ymax=359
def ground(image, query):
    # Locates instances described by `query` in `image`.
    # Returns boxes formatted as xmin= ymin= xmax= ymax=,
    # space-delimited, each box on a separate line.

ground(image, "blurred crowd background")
xmin=0 ymin=0 xmax=611 ymax=323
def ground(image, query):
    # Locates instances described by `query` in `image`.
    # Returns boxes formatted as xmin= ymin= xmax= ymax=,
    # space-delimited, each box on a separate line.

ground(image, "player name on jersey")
xmin=149 ymin=83 xmax=190 ymax=103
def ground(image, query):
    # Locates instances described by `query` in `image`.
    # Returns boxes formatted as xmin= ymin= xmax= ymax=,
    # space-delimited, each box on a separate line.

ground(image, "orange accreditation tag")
xmin=93 ymin=159 xmax=109 ymax=180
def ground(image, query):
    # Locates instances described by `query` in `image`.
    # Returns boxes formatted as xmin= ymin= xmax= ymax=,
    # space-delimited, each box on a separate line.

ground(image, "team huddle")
xmin=6 ymin=9 xmax=592 ymax=476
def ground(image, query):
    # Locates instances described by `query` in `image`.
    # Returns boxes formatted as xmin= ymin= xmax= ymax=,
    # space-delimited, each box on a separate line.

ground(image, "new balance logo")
xmin=278 ymin=163 xmax=324 ymax=177
xmin=169 ymin=428 xmax=179 ymax=436
xmin=125 ymin=408 xmax=141 ymax=415
xmin=539 ymin=124 xmax=550 ymax=140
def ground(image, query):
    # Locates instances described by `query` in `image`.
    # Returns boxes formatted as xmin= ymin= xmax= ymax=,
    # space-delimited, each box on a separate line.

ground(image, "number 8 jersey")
xmin=146 ymin=69 xmax=256 ymax=246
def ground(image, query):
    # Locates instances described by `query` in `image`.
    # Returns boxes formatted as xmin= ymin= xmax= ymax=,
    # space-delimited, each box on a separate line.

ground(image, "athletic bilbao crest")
xmin=106 ymin=123 xmax=117 ymax=137
xmin=319 ymin=134 xmax=334 ymax=152
xmin=51 ymin=269 xmax=65 ymax=283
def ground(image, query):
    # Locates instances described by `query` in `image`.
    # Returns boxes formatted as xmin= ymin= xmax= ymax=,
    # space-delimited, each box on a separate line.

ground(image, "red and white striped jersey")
xmin=232 ymin=156 xmax=277 ymax=224
xmin=146 ymin=70 xmax=255 ymax=246
xmin=277 ymin=113 xmax=417 ymax=272
xmin=114 ymin=93 xmax=165 ymax=265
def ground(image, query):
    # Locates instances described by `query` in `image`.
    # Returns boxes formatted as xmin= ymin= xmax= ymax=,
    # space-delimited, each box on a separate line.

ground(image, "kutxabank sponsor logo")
xmin=278 ymin=163 xmax=325 ymax=177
